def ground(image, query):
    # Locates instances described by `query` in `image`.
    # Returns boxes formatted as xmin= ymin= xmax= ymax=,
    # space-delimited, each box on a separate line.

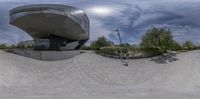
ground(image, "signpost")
xmin=115 ymin=29 xmax=128 ymax=66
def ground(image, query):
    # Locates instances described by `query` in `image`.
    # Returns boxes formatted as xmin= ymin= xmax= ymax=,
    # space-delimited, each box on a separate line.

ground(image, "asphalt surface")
xmin=0 ymin=50 xmax=200 ymax=99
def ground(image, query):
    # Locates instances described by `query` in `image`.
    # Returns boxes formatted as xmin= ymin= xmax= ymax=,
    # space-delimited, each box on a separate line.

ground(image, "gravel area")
xmin=0 ymin=50 xmax=200 ymax=99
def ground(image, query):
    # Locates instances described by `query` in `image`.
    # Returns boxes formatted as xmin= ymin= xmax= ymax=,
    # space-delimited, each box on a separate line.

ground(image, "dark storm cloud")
xmin=0 ymin=3 xmax=32 ymax=44
xmin=97 ymin=4 xmax=184 ymax=44
xmin=96 ymin=2 xmax=200 ymax=44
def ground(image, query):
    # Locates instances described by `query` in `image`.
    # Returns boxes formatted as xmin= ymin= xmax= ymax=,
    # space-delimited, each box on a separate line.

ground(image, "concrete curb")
xmin=99 ymin=53 xmax=148 ymax=59
xmin=7 ymin=49 xmax=80 ymax=61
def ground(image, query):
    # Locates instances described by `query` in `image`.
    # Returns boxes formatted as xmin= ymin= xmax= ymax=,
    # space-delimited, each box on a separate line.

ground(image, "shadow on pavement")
xmin=150 ymin=53 xmax=178 ymax=64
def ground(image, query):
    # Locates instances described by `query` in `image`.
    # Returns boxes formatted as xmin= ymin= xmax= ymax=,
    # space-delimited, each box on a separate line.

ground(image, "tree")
xmin=183 ymin=40 xmax=195 ymax=50
xmin=140 ymin=27 xmax=173 ymax=54
xmin=170 ymin=40 xmax=182 ymax=51
xmin=80 ymin=45 xmax=93 ymax=50
xmin=0 ymin=43 xmax=7 ymax=49
xmin=91 ymin=36 xmax=112 ymax=50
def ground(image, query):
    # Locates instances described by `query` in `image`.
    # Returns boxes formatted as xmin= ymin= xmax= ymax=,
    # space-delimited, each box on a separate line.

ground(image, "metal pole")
xmin=115 ymin=29 xmax=128 ymax=66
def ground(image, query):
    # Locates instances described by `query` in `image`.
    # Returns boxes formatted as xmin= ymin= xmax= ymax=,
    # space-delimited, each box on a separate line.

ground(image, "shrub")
xmin=97 ymin=46 xmax=136 ymax=56
xmin=140 ymin=47 xmax=162 ymax=56
xmin=170 ymin=40 xmax=182 ymax=51
xmin=97 ymin=46 xmax=120 ymax=55
xmin=80 ymin=45 xmax=93 ymax=50
xmin=182 ymin=40 xmax=195 ymax=50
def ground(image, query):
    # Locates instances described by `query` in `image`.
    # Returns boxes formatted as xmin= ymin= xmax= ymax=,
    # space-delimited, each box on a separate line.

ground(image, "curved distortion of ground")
xmin=0 ymin=50 xmax=200 ymax=99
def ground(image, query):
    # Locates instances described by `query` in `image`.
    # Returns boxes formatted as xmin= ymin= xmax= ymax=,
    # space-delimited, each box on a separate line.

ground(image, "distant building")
xmin=18 ymin=40 xmax=34 ymax=47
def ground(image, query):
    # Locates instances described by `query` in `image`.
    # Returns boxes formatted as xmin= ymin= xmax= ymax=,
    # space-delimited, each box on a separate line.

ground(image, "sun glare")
xmin=89 ymin=7 xmax=113 ymax=16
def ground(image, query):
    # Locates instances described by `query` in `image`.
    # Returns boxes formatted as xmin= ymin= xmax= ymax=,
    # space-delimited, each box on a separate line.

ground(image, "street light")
xmin=115 ymin=29 xmax=128 ymax=66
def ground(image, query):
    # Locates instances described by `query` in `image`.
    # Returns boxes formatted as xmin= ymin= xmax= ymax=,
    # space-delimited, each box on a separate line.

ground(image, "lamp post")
xmin=115 ymin=29 xmax=128 ymax=66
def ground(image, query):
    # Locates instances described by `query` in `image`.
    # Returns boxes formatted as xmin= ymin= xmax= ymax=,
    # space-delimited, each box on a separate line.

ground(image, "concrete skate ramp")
xmin=0 ymin=50 xmax=200 ymax=99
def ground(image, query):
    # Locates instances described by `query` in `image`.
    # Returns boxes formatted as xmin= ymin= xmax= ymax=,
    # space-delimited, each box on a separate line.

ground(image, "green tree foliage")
xmin=182 ymin=40 xmax=195 ymax=50
xmin=170 ymin=40 xmax=182 ymax=51
xmin=0 ymin=43 xmax=8 ymax=49
xmin=97 ymin=46 xmax=136 ymax=56
xmin=80 ymin=45 xmax=93 ymax=50
xmin=91 ymin=36 xmax=112 ymax=50
xmin=140 ymin=27 xmax=173 ymax=55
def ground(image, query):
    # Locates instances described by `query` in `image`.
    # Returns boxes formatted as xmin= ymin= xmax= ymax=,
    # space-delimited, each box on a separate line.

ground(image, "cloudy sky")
xmin=1 ymin=0 xmax=200 ymax=45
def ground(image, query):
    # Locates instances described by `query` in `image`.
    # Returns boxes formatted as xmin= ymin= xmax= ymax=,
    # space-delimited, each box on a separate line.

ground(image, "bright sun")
xmin=89 ymin=7 xmax=113 ymax=16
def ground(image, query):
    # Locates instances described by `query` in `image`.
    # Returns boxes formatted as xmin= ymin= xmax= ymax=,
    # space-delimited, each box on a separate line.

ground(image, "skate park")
xmin=0 ymin=50 xmax=200 ymax=99
xmin=0 ymin=1 xmax=200 ymax=99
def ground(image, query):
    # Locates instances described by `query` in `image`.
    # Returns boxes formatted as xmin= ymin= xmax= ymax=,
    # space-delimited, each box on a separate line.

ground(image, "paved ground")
xmin=0 ymin=50 xmax=200 ymax=99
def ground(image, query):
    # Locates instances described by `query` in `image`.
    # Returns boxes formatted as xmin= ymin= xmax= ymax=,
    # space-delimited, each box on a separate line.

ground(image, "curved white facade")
xmin=9 ymin=4 xmax=90 ymax=50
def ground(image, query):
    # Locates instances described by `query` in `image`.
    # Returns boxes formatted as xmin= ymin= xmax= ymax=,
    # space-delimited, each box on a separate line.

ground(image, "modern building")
xmin=18 ymin=40 xmax=34 ymax=47
xmin=9 ymin=4 xmax=89 ymax=51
